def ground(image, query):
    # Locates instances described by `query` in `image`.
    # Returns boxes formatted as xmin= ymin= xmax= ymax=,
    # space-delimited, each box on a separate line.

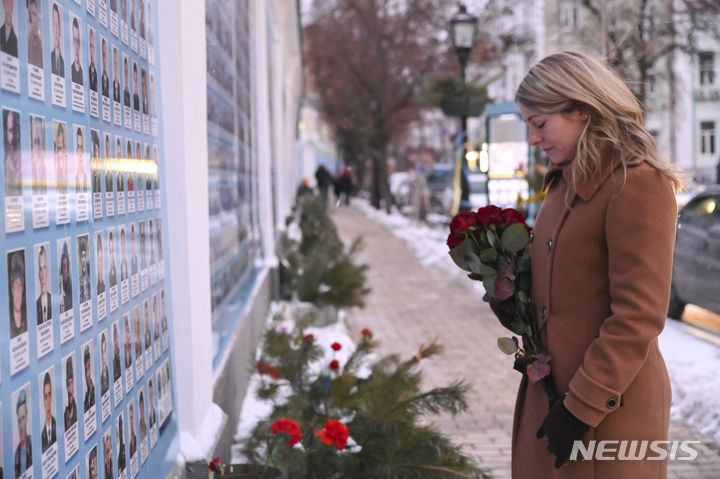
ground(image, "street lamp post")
xmin=449 ymin=3 xmax=478 ymax=211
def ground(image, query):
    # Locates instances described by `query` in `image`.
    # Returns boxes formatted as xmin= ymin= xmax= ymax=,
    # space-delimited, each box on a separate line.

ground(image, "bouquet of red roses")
xmin=447 ymin=206 xmax=560 ymax=408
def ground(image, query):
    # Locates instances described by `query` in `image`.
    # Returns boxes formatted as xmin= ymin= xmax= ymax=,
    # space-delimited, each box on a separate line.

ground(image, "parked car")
xmin=668 ymin=186 xmax=720 ymax=320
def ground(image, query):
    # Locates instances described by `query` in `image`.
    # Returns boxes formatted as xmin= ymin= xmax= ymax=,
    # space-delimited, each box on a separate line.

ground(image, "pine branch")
xmin=401 ymin=381 xmax=472 ymax=417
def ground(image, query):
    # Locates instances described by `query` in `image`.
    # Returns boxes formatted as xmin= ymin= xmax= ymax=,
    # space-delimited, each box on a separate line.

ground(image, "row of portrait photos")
xmin=5 ymin=348 xmax=173 ymax=479
xmin=1 ymin=0 xmax=157 ymax=104
xmin=3 ymin=108 xmax=162 ymax=233
xmin=8 ymin=221 xmax=166 ymax=377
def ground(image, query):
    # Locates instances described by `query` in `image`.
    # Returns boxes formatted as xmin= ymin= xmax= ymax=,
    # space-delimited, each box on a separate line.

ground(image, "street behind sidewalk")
xmin=333 ymin=204 xmax=720 ymax=479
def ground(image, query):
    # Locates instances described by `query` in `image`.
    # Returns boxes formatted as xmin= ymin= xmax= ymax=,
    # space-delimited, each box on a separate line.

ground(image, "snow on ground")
xmin=355 ymin=198 xmax=720 ymax=444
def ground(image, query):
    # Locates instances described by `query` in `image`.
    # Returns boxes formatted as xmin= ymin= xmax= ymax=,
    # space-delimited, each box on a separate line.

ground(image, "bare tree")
xmin=304 ymin=0 xmax=464 ymax=211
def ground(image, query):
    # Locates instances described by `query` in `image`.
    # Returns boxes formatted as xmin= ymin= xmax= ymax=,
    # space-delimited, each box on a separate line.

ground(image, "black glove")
xmin=536 ymin=401 xmax=590 ymax=469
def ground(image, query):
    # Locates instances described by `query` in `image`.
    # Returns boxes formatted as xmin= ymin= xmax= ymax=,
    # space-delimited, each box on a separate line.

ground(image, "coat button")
xmin=541 ymin=307 xmax=546 ymax=319
xmin=547 ymin=239 xmax=553 ymax=252
xmin=606 ymin=398 xmax=617 ymax=409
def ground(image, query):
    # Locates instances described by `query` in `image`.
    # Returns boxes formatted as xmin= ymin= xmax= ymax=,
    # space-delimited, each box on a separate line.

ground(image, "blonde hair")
xmin=515 ymin=51 xmax=686 ymax=194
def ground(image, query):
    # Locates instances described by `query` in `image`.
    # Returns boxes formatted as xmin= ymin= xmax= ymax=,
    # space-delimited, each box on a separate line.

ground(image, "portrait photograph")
xmin=95 ymin=230 xmax=106 ymax=296
xmin=132 ymin=61 xmax=139 ymax=111
xmin=38 ymin=366 xmax=57 ymax=454
xmin=69 ymin=12 xmax=83 ymax=85
xmin=4 ymin=108 xmax=22 ymax=198
xmin=127 ymin=398 xmax=136 ymax=459
xmin=133 ymin=305 xmax=141 ymax=361
xmin=115 ymin=411 xmax=126 ymax=476
xmin=101 ymin=36 xmax=109 ymax=96
xmin=129 ymin=223 xmax=137 ymax=276
xmin=61 ymin=351 xmax=78 ymax=429
xmin=139 ymin=221 xmax=146 ymax=270
xmin=122 ymin=53 xmax=130 ymax=107
xmin=112 ymin=319 xmax=122 ymax=382
xmin=112 ymin=45 xmax=120 ymax=102
xmin=88 ymin=25 xmax=98 ymax=91
xmin=57 ymin=237 xmax=73 ymax=314
xmin=141 ymin=67 xmax=147 ymax=114
xmin=74 ymin=125 xmax=89 ymax=193
xmin=1 ymin=0 xmax=18 ymax=58
xmin=102 ymin=428 xmax=113 ymax=479
xmin=11 ymin=383 xmax=32 ymax=478
xmin=26 ymin=0 xmax=43 ymax=68
xmin=92 ymin=130 xmax=101 ymax=195
xmin=49 ymin=1 xmax=64 ymax=77
xmin=30 ymin=114 xmax=47 ymax=195
xmin=8 ymin=248 xmax=27 ymax=339
xmin=123 ymin=313 xmax=132 ymax=370
xmin=68 ymin=464 xmax=80 ymax=479
xmin=82 ymin=339 xmax=96 ymax=414
xmin=53 ymin=120 xmax=69 ymax=194
xmin=119 ymin=225 xmax=128 ymax=282
xmin=84 ymin=446 xmax=97 ymax=479
xmin=97 ymin=331 xmax=109 ymax=397
xmin=34 ymin=242 xmax=52 ymax=325
xmin=104 ymin=132 xmax=113 ymax=193
xmin=78 ymin=234 xmax=92 ymax=305
xmin=138 ymin=0 xmax=144 ymax=38
xmin=108 ymin=227 xmax=118 ymax=288
xmin=156 ymin=217 xmax=163 ymax=262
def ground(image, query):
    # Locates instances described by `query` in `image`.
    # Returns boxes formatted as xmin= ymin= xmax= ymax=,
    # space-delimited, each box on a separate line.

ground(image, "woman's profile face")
xmin=519 ymin=104 xmax=587 ymax=164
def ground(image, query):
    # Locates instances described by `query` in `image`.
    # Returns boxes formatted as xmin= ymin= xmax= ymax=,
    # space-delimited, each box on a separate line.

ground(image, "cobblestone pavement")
xmin=333 ymin=204 xmax=720 ymax=479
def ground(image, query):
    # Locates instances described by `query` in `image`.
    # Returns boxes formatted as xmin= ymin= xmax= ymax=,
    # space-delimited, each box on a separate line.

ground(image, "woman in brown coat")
xmin=512 ymin=52 xmax=685 ymax=478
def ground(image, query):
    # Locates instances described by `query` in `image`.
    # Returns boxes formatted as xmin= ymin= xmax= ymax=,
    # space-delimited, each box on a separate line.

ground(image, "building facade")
xmin=160 ymin=0 xmax=303 ymax=475
xmin=487 ymin=0 xmax=720 ymax=180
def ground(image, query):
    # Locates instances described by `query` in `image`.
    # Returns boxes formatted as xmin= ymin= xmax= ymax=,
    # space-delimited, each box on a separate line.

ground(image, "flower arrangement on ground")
xmin=447 ymin=205 xmax=560 ymax=408
xmin=238 ymin=312 xmax=492 ymax=479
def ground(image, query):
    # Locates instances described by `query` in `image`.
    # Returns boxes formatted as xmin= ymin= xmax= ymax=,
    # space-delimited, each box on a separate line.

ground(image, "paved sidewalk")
xmin=333 ymin=204 xmax=720 ymax=479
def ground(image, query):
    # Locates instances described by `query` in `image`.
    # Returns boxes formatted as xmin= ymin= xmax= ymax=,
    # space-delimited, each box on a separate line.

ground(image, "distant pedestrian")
xmin=336 ymin=166 xmax=355 ymax=206
xmin=315 ymin=165 xmax=334 ymax=204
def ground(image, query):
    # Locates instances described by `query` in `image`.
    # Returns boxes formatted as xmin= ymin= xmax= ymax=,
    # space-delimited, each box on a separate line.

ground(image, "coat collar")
xmin=541 ymin=154 xmax=642 ymax=202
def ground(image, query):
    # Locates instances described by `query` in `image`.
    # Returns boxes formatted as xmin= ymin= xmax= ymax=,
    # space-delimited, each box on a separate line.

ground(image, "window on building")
xmin=701 ymin=121 xmax=716 ymax=155
xmin=700 ymin=52 xmax=715 ymax=86
xmin=561 ymin=2 xmax=579 ymax=31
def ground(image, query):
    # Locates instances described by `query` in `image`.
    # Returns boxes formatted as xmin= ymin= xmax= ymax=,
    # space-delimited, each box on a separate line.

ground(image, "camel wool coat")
xmin=511 ymin=154 xmax=677 ymax=479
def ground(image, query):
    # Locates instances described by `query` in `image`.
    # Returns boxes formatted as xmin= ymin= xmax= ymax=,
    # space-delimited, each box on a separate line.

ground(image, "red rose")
xmin=447 ymin=232 xmax=462 ymax=249
xmin=316 ymin=420 xmax=349 ymax=450
xmin=448 ymin=211 xmax=478 ymax=248
xmin=500 ymin=208 xmax=531 ymax=233
xmin=329 ymin=360 xmax=340 ymax=370
xmin=476 ymin=205 xmax=503 ymax=226
xmin=271 ymin=418 xmax=303 ymax=446
xmin=331 ymin=342 xmax=342 ymax=351
xmin=257 ymin=361 xmax=282 ymax=379
xmin=361 ymin=328 xmax=373 ymax=339
xmin=303 ymin=334 xmax=315 ymax=342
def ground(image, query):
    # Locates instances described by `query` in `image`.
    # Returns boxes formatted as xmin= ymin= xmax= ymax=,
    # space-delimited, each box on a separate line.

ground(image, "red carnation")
xmin=271 ymin=418 xmax=303 ymax=446
xmin=447 ymin=211 xmax=478 ymax=249
xmin=257 ymin=361 xmax=282 ymax=379
xmin=476 ymin=205 xmax=504 ymax=226
xmin=361 ymin=328 xmax=373 ymax=339
xmin=329 ymin=360 xmax=340 ymax=370
xmin=316 ymin=420 xmax=349 ymax=450
xmin=331 ymin=342 xmax=342 ymax=351
xmin=209 ymin=458 xmax=224 ymax=473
